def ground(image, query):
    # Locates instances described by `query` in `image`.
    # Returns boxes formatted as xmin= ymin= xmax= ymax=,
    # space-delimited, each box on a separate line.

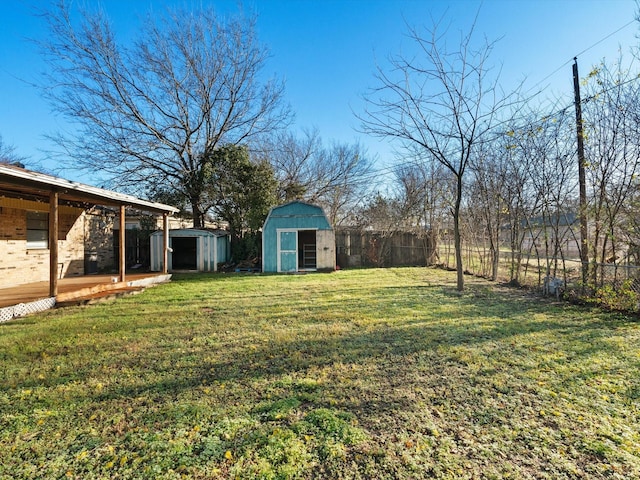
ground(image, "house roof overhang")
xmin=0 ymin=164 xmax=179 ymax=215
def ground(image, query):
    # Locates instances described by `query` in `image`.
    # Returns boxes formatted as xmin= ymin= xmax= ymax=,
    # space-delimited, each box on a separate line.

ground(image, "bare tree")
xmin=0 ymin=135 xmax=25 ymax=166
xmin=360 ymin=17 xmax=514 ymax=290
xmin=467 ymin=140 xmax=511 ymax=281
xmin=258 ymin=129 xmax=373 ymax=226
xmin=264 ymin=129 xmax=323 ymax=203
xmin=505 ymin=106 xmax=578 ymax=286
xmin=394 ymin=161 xmax=451 ymax=264
xmin=354 ymin=193 xmax=402 ymax=266
xmin=582 ymin=58 xmax=640 ymax=285
xmin=38 ymin=2 xmax=291 ymax=227
xmin=497 ymin=115 xmax=547 ymax=285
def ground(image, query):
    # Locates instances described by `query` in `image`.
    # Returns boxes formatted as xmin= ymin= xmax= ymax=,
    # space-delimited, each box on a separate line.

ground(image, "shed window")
xmin=27 ymin=211 xmax=49 ymax=249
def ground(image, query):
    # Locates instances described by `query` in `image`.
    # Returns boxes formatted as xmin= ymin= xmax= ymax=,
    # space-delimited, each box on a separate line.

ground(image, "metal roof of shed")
xmin=150 ymin=228 xmax=229 ymax=237
xmin=263 ymin=200 xmax=331 ymax=225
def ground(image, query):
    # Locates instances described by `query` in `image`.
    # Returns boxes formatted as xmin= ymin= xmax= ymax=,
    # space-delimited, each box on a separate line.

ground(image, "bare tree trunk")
xmin=491 ymin=240 xmax=499 ymax=282
xmin=359 ymin=17 xmax=518 ymax=291
xmin=190 ymin=198 xmax=204 ymax=229
xmin=454 ymin=176 xmax=464 ymax=290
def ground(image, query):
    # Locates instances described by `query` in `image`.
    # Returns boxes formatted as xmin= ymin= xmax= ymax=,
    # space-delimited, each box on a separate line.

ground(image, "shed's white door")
xmin=316 ymin=229 xmax=335 ymax=270
xmin=278 ymin=230 xmax=298 ymax=272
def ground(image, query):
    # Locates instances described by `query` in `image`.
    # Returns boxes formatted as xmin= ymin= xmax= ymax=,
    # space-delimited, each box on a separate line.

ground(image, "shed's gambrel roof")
xmin=264 ymin=200 xmax=331 ymax=226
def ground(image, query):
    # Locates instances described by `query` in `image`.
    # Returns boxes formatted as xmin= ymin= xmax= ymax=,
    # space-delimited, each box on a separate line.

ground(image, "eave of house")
xmin=0 ymin=164 xmax=178 ymax=215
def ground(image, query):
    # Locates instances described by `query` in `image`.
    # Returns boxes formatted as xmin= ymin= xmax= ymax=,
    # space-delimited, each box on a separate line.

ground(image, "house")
xmin=262 ymin=201 xmax=335 ymax=273
xmin=149 ymin=228 xmax=230 ymax=272
xmin=507 ymin=212 xmax=581 ymax=259
xmin=0 ymin=164 xmax=178 ymax=296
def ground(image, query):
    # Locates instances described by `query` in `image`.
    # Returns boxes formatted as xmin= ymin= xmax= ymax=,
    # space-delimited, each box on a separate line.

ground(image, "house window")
xmin=27 ymin=211 xmax=49 ymax=249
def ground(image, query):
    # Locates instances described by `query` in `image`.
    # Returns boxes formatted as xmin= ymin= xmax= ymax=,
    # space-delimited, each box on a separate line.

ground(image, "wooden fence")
xmin=335 ymin=230 xmax=434 ymax=268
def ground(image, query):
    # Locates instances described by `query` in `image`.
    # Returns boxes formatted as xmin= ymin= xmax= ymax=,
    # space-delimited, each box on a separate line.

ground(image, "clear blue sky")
xmin=0 ymin=0 xmax=638 ymax=183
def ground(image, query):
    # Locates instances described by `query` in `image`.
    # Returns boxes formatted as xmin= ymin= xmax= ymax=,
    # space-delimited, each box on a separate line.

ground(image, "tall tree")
xmin=582 ymin=59 xmax=640 ymax=284
xmin=468 ymin=140 xmax=511 ymax=281
xmin=360 ymin=17 xmax=514 ymax=290
xmin=204 ymin=144 xmax=277 ymax=248
xmin=505 ymin=107 xmax=578 ymax=285
xmin=354 ymin=193 xmax=404 ymax=266
xmin=39 ymin=1 xmax=290 ymax=227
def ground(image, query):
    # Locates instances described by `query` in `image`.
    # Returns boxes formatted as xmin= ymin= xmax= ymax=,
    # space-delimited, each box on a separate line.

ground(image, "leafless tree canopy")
xmin=257 ymin=129 xmax=373 ymax=226
xmin=0 ymin=135 xmax=25 ymax=166
xmin=39 ymin=1 xmax=291 ymax=226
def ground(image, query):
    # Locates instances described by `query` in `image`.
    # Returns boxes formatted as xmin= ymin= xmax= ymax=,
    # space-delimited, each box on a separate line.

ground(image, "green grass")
xmin=1 ymin=268 xmax=640 ymax=479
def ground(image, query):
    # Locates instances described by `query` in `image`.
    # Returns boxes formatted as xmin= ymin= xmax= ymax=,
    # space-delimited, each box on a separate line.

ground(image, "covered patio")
xmin=0 ymin=164 xmax=178 ymax=320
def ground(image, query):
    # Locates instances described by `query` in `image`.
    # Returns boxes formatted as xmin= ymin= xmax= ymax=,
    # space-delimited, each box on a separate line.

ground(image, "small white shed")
xmin=150 ymin=228 xmax=230 ymax=272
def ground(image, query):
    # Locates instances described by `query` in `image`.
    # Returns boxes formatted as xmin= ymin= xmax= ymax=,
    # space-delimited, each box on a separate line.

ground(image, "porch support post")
xmin=163 ymin=213 xmax=169 ymax=274
xmin=119 ymin=205 xmax=126 ymax=283
xmin=49 ymin=190 xmax=59 ymax=298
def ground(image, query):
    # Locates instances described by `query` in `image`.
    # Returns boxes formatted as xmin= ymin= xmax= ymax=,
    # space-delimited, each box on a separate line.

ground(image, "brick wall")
xmin=0 ymin=199 xmax=87 ymax=288
xmin=0 ymin=204 xmax=29 ymax=284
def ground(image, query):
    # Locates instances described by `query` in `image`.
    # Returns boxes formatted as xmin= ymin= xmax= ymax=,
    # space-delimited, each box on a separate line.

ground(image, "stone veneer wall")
xmin=0 ymin=198 xmax=86 ymax=288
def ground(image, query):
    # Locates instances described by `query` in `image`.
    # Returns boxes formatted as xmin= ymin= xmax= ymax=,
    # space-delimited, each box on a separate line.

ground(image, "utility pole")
xmin=573 ymin=58 xmax=589 ymax=289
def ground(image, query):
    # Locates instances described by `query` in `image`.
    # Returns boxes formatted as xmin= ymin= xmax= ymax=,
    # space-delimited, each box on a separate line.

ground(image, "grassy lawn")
xmin=1 ymin=268 xmax=640 ymax=479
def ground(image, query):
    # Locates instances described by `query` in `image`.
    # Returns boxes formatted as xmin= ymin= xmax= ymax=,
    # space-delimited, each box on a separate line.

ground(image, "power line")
xmin=522 ymin=19 xmax=636 ymax=99
xmin=574 ymin=19 xmax=636 ymax=60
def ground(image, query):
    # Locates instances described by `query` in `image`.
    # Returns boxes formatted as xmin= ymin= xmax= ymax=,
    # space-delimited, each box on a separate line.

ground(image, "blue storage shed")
xmin=262 ymin=201 xmax=336 ymax=273
xmin=150 ymin=228 xmax=230 ymax=272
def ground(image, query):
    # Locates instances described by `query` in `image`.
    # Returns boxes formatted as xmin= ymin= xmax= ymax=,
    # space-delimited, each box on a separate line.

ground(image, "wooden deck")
xmin=0 ymin=273 xmax=171 ymax=309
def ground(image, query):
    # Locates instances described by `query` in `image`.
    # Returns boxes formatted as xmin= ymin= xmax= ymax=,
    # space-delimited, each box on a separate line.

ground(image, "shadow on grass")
xmin=82 ymin=287 xmax=635 ymax=414
xmin=3 ymin=271 xmax=640 ymax=479
xmin=4 ymin=274 xmax=637 ymax=425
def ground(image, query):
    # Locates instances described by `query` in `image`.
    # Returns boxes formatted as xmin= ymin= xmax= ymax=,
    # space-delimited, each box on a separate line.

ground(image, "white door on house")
xmin=278 ymin=230 xmax=298 ymax=272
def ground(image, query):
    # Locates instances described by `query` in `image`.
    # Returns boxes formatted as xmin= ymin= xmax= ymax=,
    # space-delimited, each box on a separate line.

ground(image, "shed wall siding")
xmin=263 ymin=227 xmax=278 ymax=272
xmin=316 ymin=229 xmax=336 ymax=270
